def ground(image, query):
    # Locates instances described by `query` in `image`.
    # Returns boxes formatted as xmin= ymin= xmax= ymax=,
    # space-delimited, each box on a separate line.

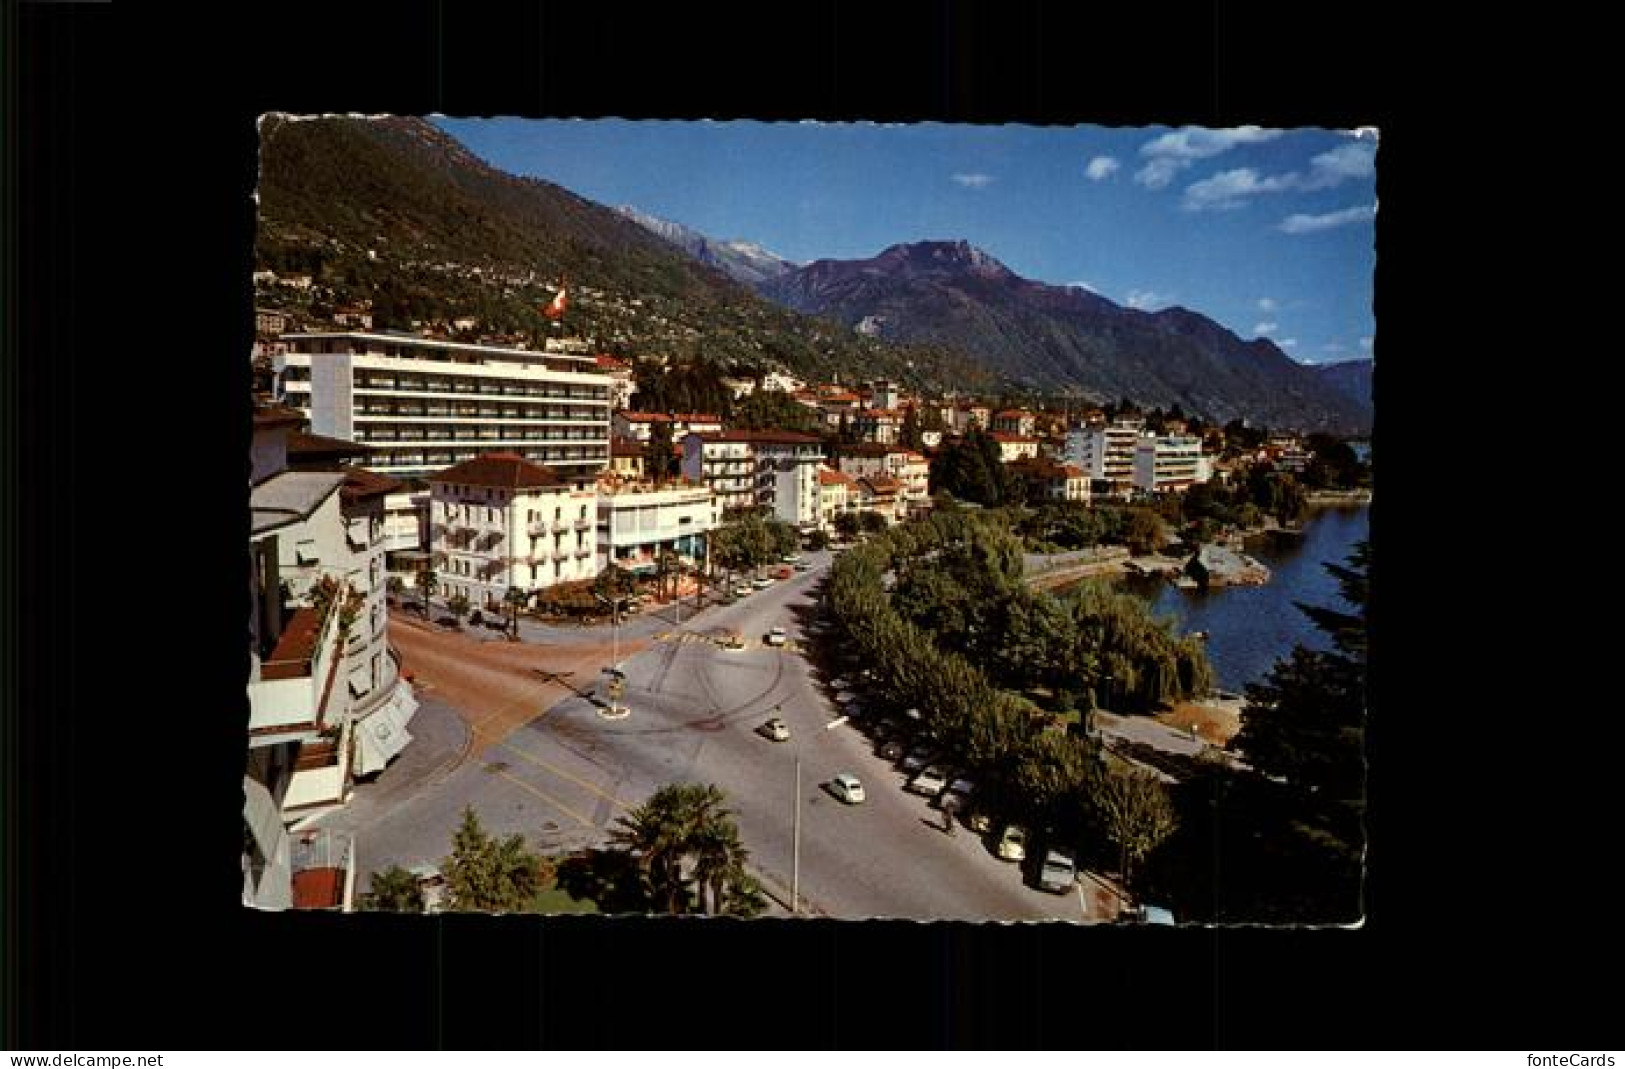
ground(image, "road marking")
xmin=488 ymin=766 xmax=597 ymax=828
xmin=497 ymin=738 xmax=637 ymax=811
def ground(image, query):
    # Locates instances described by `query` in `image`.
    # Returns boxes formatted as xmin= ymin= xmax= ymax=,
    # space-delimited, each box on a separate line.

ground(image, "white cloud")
xmin=951 ymin=173 xmax=995 ymax=189
xmin=1258 ymin=297 xmax=1278 ymax=312
xmin=1182 ymin=167 xmax=1297 ymax=211
xmin=1278 ymin=338 xmax=1298 ymax=349
xmin=1125 ymin=289 xmax=1174 ymax=311
xmin=1360 ymin=336 xmax=1373 ymax=350
xmin=1134 ymin=125 xmax=1282 ymax=188
xmin=1085 ymin=156 xmax=1120 ymax=181
xmin=1253 ymin=321 xmax=1278 ymax=336
xmin=1305 ymin=141 xmax=1376 ymax=188
xmin=1278 ymin=204 xmax=1376 ymax=233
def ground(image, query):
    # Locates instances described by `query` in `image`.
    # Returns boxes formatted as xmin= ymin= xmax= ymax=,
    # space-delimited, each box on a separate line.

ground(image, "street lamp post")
xmin=792 ymin=755 xmax=801 ymax=915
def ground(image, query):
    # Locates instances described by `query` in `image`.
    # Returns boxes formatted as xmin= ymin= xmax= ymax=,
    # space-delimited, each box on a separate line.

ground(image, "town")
xmin=244 ymin=306 xmax=1369 ymax=922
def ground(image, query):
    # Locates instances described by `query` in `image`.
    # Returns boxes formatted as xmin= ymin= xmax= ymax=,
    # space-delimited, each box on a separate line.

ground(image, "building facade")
xmin=428 ymin=454 xmax=600 ymax=608
xmin=598 ymin=485 xmax=718 ymax=577
xmin=1132 ymin=434 xmax=1207 ymax=493
xmin=275 ymin=331 xmax=613 ymax=482
xmin=1065 ymin=417 xmax=1146 ymax=493
xmin=682 ymin=430 xmax=825 ymax=529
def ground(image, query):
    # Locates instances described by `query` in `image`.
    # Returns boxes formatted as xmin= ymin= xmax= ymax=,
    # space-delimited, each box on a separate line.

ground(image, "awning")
xmin=354 ymin=682 xmax=419 ymax=776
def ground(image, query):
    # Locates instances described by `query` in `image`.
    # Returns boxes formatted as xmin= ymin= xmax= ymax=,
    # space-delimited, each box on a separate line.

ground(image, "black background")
xmin=5 ymin=0 xmax=1564 ymax=1051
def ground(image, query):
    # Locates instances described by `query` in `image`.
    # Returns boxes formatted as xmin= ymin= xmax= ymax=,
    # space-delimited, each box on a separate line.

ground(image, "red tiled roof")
xmin=340 ymin=468 xmax=405 ymax=501
xmin=253 ymin=405 xmax=306 ymax=429
xmin=610 ymin=438 xmax=645 ymax=457
xmin=428 ymin=453 xmax=562 ymax=489
xmin=818 ymin=468 xmax=856 ymax=486
xmin=292 ymin=867 xmax=346 ymax=910
xmin=619 ymin=412 xmax=722 ymax=424
xmin=995 ymin=409 xmax=1031 ymax=419
xmin=288 ymin=432 xmax=371 ymax=459
xmin=692 ymin=430 xmax=822 ymax=445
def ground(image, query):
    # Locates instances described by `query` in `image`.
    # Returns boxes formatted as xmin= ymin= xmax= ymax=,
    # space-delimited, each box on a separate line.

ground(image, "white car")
xmin=996 ymin=824 xmax=1028 ymax=862
xmin=830 ymin=773 xmax=865 ymax=804
xmin=907 ymin=765 xmax=950 ymax=797
xmin=751 ymin=576 xmax=774 ymax=589
xmin=733 ymin=585 xmax=752 ymax=598
xmin=757 ymin=717 xmax=790 ymax=742
xmin=1038 ymin=846 xmax=1077 ymax=893
xmin=781 ymin=553 xmax=802 ymax=564
xmin=765 ymin=627 xmax=787 ymax=647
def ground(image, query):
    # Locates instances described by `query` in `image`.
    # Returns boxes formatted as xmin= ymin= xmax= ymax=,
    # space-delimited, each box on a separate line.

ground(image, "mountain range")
xmin=758 ymin=240 xmax=1371 ymax=434
xmin=254 ymin=115 xmax=994 ymax=393
xmin=256 ymin=115 xmax=1371 ymax=434
xmin=615 ymin=205 xmax=799 ymax=286
xmin=1312 ymin=358 xmax=1374 ymax=411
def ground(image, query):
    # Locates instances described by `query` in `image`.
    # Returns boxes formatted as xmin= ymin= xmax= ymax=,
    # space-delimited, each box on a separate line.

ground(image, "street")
xmin=315 ymin=551 xmax=1097 ymax=921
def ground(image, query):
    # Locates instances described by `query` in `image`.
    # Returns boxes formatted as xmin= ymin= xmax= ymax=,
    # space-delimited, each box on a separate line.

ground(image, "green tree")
xmin=1122 ymin=508 xmax=1168 ymax=555
xmin=806 ymin=529 xmax=831 ymax=551
xmin=441 ymin=807 xmax=543 ymax=913
xmin=360 ymin=864 xmax=425 ymax=913
xmin=608 ymin=783 xmax=765 ymax=916
xmin=857 ymin=510 xmax=889 ymax=534
xmin=1094 ymin=764 xmax=1179 ymax=889
xmin=833 ymin=511 xmax=862 ymax=542
xmin=1233 ymin=542 xmax=1368 ymax=810
xmin=416 ymin=565 xmax=439 ymax=618
xmin=446 ymin=591 xmax=470 ymax=624
xmin=504 ymin=586 xmax=529 ymax=639
xmin=643 ymin=419 xmax=679 ymax=483
xmin=898 ymin=406 xmax=924 ymax=450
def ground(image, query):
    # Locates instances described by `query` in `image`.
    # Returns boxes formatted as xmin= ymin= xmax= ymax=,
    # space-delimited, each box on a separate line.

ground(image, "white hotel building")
xmin=682 ymin=430 xmax=824 ymax=530
xmin=1065 ymin=417 xmax=1146 ymax=496
xmin=274 ymin=332 xmax=614 ymax=482
xmin=1133 ymin=434 xmax=1208 ymax=494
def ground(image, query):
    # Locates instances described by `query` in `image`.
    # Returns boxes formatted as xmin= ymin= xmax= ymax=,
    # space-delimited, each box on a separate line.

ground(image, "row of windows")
xmin=368 ymin=447 xmax=608 ymax=468
xmin=354 ymin=427 xmax=604 ymax=443
xmin=355 ymin=403 xmax=602 ymax=421
xmin=350 ymin=373 xmax=606 ymax=402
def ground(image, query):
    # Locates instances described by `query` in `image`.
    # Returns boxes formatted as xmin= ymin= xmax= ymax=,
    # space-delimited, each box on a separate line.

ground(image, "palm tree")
xmin=608 ymin=783 xmax=762 ymax=916
xmin=416 ymin=565 xmax=439 ymax=618
xmin=361 ymin=865 xmax=424 ymax=913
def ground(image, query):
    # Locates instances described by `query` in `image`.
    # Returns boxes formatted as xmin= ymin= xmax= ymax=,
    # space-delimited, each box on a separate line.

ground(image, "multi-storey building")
xmin=992 ymin=409 xmax=1037 ymax=436
xmin=834 ymin=444 xmax=931 ymax=514
xmin=612 ymin=411 xmax=724 ymax=442
xmin=274 ymin=331 xmax=613 ymax=483
xmin=428 ymin=454 xmax=600 ymax=609
xmin=594 ymin=355 xmax=637 ymax=409
xmin=1133 ymin=434 xmax=1207 ymax=493
xmin=1065 ymin=417 xmax=1146 ymax=495
xmin=285 ymin=432 xmax=418 ymax=777
xmin=816 ymin=466 xmax=856 ymax=532
xmin=990 ymin=432 xmax=1041 ymax=463
xmin=869 ymin=379 xmax=902 ymax=410
xmin=598 ymin=484 xmax=718 ymax=578
xmin=682 ymin=430 xmax=825 ymax=529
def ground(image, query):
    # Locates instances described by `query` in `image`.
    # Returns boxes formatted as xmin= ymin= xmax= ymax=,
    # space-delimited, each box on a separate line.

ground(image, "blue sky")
xmin=433 ymin=117 xmax=1377 ymax=366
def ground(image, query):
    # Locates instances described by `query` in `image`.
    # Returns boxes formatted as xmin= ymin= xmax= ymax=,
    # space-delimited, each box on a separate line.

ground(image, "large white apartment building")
xmin=1065 ymin=417 xmax=1146 ymax=493
xmin=682 ymin=430 xmax=825 ymax=529
xmin=428 ymin=454 xmax=600 ymax=609
xmin=1133 ymin=434 xmax=1208 ymax=493
xmin=274 ymin=332 xmax=614 ymax=482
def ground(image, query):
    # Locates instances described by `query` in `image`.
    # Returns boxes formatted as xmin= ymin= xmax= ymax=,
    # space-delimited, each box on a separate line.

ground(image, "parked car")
xmin=1037 ymin=846 xmax=1077 ymax=893
xmin=907 ymin=764 xmax=950 ymax=797
xmin=733 ymin=585 xmax=753 ymax=598
xmin=965 ymin=809 xmax=993 ymax=834
xmin=793 ymin=561 xmax=813 ymax=572
xmin=757 ymin=717 xmax=790 ymax=742
xmin=941 ymin=777 xmax=976 ymax=811
xmin=781 ymin=553 xmax=802 ymax=564
xmin=830 ymin=773 xmax=865 ymax=804
xmin=765 ymin=627 xmax=787 ymax=647
xmin=751 ymin=575 xmax=775 ymax=589
xmin=877 ymin=738 xmax=906 ymax=761
xmin=900 ymin=749 xmax=938 ymax=776
xmin=996 ymin=825 xmax=1028 ymax=862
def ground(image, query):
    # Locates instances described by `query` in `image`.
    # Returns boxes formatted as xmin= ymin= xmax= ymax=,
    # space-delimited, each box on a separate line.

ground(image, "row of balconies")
xmin=351 ymin=378 xmax=608 ymax=402
xmin=527 ymin=517 xmax=595 ymax=537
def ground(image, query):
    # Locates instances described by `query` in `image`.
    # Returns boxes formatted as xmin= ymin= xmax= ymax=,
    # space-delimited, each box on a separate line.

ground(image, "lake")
xmin=1110 ymin=505 xmax=1369 ymax=692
